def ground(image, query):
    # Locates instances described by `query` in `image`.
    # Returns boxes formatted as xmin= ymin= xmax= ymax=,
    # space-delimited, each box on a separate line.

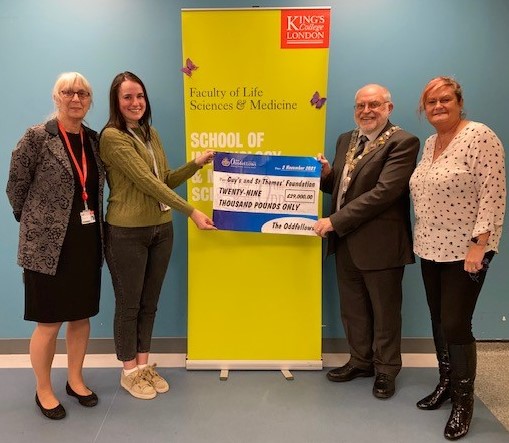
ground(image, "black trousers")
xmin=335 ymin=241 xmax=404 ymax=377
xmin=420 ymin=251 xmax=495 ymax=345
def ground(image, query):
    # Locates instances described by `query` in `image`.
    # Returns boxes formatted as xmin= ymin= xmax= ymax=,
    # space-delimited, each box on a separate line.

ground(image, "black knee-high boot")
xmin=444 ymin=342 xmax=476 ymax=440
xmin=417 ymin=322 xmax=451 ymax=410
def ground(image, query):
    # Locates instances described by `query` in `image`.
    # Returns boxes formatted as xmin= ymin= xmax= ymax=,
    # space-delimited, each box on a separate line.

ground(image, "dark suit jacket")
xmin=321 ymin=121 xmax=420 ymax=270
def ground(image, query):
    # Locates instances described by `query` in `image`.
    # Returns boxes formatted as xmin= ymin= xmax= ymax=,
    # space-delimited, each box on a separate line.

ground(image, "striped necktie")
xmin=354 ymin=135 xmax=369 ymax=158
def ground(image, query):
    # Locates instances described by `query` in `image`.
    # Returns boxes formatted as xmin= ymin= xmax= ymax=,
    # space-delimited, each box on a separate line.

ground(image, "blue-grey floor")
xmin=1 ymin=367 xmax=507 ymax=443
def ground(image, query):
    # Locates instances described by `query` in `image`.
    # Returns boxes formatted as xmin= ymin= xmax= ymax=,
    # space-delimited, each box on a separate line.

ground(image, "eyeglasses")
xmin=354 ymin=101 xmax=389 ymax=111
xmin=60 ymin=89 xmax=91 ymax=99
xmin=425 ymin=96 xmax=454 ymax=107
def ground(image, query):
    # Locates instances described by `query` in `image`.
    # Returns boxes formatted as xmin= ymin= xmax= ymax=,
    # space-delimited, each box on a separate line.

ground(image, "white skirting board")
xmin=0 ymin=353 xmax=437 ymax=369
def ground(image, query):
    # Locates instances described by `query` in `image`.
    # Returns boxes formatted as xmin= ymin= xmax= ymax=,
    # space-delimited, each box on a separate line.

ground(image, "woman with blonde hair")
xmin=7 ymin=72 xmax=104 ymax=419
xmin=410 ymin=76 xmax=506 ymax=440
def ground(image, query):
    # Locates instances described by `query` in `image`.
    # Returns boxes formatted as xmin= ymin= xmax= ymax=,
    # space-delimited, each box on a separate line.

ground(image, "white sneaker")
xmin=120 ymin=369 xmax=157 ymax=400
xmin=142 ymin=363 xmax=170 ymax=393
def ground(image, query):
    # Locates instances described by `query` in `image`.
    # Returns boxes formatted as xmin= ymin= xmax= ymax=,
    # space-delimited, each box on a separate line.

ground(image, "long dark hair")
xmin=103 ymin=71 xmax=152 ymax=141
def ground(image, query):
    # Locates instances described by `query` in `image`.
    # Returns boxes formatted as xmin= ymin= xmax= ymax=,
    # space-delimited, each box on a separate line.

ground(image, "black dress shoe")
xmin=373 ymin=373 xmax=395 ymax=399
xmin=66 ymin=382 xmax=98 ymax=407
xmin=327 ymin=363 xmax=375 ymax=382
xmin=35 ymin=393 xmax=66 ymax=420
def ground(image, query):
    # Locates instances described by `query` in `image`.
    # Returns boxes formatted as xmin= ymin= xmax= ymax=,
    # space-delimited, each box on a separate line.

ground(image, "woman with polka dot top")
xmin=410 ymin=76 xmax=506 ymax=440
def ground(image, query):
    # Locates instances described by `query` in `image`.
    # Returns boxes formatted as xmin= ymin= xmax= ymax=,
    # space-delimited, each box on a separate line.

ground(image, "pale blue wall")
xmin=1 ymin=0 xmax=508 ymax=340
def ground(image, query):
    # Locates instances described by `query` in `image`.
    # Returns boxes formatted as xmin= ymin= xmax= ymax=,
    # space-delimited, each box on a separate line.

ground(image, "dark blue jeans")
xmin=105 ymin=222 xmax=173 ymax=361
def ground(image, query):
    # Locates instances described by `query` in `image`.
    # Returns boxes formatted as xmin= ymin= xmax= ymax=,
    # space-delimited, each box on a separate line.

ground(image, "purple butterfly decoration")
xmin=181 ymin=58 xmax=198 ymax=77
xmin=310 ymin=91 xmax=327 ymax=109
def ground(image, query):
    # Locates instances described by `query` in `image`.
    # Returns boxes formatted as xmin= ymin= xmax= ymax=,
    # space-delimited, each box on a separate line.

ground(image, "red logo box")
xmin=281 ymin=9 xmax=331 ymax=49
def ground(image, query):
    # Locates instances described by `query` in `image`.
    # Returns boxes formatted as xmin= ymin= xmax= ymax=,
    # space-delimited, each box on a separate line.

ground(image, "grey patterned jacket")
xmin=6 ymin=119 xmax=105 ymax=275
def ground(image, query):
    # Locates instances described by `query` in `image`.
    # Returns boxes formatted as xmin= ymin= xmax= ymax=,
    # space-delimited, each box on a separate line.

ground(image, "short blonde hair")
xmin=52 ymin=72 xmax=93 ymax=107
xmin=418 ymin=76 xmax=463 ymax=114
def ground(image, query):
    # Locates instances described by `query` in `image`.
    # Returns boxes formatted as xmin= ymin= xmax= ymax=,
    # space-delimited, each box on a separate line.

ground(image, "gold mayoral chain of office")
xmin=340 ymin=126 xmax=401 ymax=196
xmin=345 ymin=126 xmax=401 ymax=175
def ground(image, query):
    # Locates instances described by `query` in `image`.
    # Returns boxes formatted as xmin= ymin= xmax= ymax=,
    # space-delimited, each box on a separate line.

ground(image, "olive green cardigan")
xmin=100 ymin=126 xmax=199 ymax=227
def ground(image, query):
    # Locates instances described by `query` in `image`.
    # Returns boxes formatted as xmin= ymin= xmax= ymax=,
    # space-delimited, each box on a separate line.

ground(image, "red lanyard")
xmin=57 ymin=121 xmax=89 ymax=209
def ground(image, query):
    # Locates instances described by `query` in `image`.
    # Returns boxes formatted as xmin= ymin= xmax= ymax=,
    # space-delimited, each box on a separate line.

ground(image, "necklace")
xmin=435 ymin=136 xmax=446 ymax=154
xmin=435 ymin=118 xmax=463 ymax=157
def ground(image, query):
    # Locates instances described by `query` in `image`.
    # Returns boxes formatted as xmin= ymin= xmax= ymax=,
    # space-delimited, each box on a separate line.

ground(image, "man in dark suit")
xmin=314 ymin=84 xmax=419 ymax=399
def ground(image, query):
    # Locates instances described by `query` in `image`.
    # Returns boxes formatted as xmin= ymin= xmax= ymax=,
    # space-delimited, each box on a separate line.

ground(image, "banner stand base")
xmin=216 ymin=368 xmax=295 ymax=381
xmin=186 ymin=359 xmax=322 ymax=381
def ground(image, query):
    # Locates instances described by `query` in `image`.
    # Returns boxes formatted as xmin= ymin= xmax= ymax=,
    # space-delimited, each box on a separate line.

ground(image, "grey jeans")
xmin=105 ymin=222 xmax=173 ymax=361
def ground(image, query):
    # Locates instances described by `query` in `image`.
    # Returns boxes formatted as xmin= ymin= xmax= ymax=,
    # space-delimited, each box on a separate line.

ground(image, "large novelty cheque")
xmin=213 ymin=152 xmax=320 ymax=236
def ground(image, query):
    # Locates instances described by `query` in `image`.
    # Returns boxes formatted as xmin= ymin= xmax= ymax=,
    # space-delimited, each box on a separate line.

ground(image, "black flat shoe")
xmin=35 ymin=393 xmax=66 ymax=420
xmin=66 ymin=382 xmax=98 ymax=407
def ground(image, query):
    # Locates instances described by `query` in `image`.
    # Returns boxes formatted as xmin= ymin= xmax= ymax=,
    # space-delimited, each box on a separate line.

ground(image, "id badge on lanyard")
xmin=80 ymin=209 xmax=96 ymax=224
xmin=58 ymin=121 xmax=96 ymax=224
xmin=128 ymin=128 xmax=170 ymax=212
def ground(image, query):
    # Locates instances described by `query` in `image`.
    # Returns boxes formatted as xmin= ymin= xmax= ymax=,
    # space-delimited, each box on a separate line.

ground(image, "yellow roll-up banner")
xmin=182 ymin=7 xmax=330 ymax=369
